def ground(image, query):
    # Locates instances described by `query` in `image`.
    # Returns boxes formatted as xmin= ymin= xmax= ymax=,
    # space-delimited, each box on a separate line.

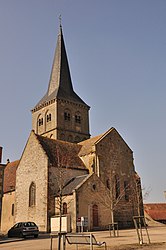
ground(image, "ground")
xmin=0 ymin=225 xmax=166 ymax=249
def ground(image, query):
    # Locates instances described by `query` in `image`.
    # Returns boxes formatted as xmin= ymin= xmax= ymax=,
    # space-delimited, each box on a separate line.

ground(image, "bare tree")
xmin=49 ymin=145 xmax=73 ymax=250
xmin=89 ymin=171 xmax=132 ymax=236
xmin=129 ymin=172 xmax=151 ymax=217
xmin=86 ymin=170 xmax=145 ymax=237
xmin=49 ymin=142 xmax=84 ymax=250
xmin=129 ymin=173 xmax=151 ymax=245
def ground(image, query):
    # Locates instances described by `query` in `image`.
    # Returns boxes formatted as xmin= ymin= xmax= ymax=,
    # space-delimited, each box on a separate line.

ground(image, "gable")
xmin=95 ymin=128 xmax=133 ymax=162
xmin=78 ymin=128 xmax=132 ymax=157
xmin=17 ymin=130 xmax=48 ymax=169
xmin=95 ymin=127 xmax=132 ymax=153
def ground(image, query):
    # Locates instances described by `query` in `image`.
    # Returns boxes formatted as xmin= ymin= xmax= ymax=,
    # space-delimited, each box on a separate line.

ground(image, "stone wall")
xmin=32 ymin=98 xmax=90 ymax=143
xmin=76 ymin=174 xmax=111 ymax=231
xmin=80 ymin=129 xmax=142 ymax=228
xmin=1 ymin=192 xmax=15 ymax=233
xmin=95 ymin=129 xmax=137 ymax=227
xmin=15 ymin=132 xmax=48 ymax=232
xmin=32 ymin=101 xmax=57 ymax=139
xmin=57 ymin=99 xmax=90 ymax=142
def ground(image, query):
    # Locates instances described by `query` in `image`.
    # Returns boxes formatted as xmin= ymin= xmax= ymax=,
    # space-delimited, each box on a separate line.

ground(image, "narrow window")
xmin=11 ymin=204 xmax=14 ymax=216
xmin=124 ymin=181 xmax=129 ymax=201
xmin=115 ymin=175 xmax=120 ymax=199
xmin=68 ymin=135 xmax=73 ymax=142
xmin=63 ymin=202 xmax=67 ymax=214
xmin=75 ymin=115 xmax=81 ymax=124
xmin=38 ymin=118 xmax=43 ymax=126
xmin=47 ymin=113 xmax=51 ymax=122
xmin=64 ymin=112 xmax=70 ymax=121
xmin=29 ymin=182 xmax=36 ymax=207
xmin=60 ymin=133 xmax=65 ymax=140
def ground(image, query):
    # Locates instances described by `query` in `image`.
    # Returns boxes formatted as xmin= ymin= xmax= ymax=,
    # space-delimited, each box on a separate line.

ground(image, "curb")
xmin=0 ymin=238 xmax=24 ymax=244
xmin=0 ymin=234 xmax=51 ymax=244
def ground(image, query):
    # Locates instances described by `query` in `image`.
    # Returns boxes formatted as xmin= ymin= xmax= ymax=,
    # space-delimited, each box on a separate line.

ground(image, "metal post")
xmin=62 ymin=233 xmax=66 ymax=250
xmin=143 ymin=217 xmax=151 ymax=244
xmin=133 ymin=218 xmax=141 ymax=244
xmin=90 ymin=234 xmax=93 ymax=250
xmin=50 ymin=236 xmax=53 ymax=250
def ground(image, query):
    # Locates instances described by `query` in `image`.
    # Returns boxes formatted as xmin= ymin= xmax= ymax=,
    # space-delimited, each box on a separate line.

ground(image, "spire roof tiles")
xmin=33 ymin=26 xmax=88 ymax=111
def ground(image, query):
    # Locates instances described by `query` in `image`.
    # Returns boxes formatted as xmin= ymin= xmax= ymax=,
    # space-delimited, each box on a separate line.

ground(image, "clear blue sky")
xmin=0 ymin=0 xmax=166 ymax=203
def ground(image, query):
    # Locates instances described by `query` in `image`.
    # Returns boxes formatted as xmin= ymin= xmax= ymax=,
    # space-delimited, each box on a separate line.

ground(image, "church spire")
xmin=47 ymin=23 xmax=74 ymax=97
xmin=33 ymin=23 xmax=86 ymax=110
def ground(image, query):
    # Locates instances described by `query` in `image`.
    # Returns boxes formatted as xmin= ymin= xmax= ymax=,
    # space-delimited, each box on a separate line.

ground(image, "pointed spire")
xmin=32 ymin=24 xmax=88 ymax=110
xmin=47 ymin=23 xmax=74 ymax=97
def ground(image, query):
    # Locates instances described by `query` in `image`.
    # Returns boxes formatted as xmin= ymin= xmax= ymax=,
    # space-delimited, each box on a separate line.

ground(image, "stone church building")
xmin=1 ymin=25 xmax=143 ymax=233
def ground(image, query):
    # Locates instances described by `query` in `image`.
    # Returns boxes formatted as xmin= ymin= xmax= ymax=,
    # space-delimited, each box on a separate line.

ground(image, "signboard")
xmin=81 ymin=216 xmax=88 ymax=227
xmin=76 ymin=217 xmax=81 ymax=227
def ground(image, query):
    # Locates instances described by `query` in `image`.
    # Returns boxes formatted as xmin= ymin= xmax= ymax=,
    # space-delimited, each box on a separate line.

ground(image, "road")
xmin=0 ymin=226 xmax=166 ymax=249
xmin=0 ymin=238 xmax=52 ymax=250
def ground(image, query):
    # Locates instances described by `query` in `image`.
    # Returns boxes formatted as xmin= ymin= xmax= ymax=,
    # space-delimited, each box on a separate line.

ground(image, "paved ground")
xmin=0 ymin=225 xmax=166 ymax=249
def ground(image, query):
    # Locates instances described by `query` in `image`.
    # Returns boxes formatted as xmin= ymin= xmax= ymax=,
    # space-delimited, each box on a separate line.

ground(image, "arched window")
xmin=46 ymin=113 xmax=51 ymax=122
xmin=63 ymin=202 xmax=67 ymax=214
xmin=75 ymin=112 xmax=81 ymax=124
xmin=115 ymin=175 xmax=120 ymax=199
xmin=60 ymin=133 xmax=65 ymax=140
xmin=64 ymin=109 xmax=71 ymax=121
xmin=124 ymin=181 xmax=129 ymax=201
xmin=29 ymin=182 xmax=36 ymax=207
xmin=38 ymin=117 xmax=43 ymax=126
xmin=68 ymin=135 xmax=73 ymax=142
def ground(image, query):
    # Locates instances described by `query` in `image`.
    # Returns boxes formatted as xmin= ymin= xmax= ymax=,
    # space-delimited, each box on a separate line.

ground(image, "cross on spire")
xmin=59 ymin=15 xmax=62 ymax=27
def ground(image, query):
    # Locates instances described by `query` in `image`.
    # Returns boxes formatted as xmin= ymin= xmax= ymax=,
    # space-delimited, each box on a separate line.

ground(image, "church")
xmin=1 ymin=24 xmax=143 ymax=233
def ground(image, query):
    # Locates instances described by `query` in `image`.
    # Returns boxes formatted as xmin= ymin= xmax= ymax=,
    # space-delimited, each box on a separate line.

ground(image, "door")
xmin=92 ymin=204 xmax=98 ymax=227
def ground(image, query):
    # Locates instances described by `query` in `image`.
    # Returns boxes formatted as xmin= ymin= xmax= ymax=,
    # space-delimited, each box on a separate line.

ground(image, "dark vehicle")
xmin=8 ymin=222 xmax=39 ymax=238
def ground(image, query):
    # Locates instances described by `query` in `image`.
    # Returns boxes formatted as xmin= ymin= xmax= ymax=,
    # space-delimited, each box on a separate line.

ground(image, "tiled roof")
xmin=57 ymin=174 xmax=89 ymax=196
xmin=36 ymin=134 xmax=86 ymax=170
xmin=78 ymin=134 xmax=103 ymax=156
xmin=144 ymin=203 xmax=166 ymax=221
xmin=3 ymin=160 xmax=19 ymax=193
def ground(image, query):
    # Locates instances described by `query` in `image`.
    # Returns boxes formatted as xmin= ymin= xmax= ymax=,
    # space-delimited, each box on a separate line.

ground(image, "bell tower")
xmin=31 ymin=25 xmax=90 ymax=143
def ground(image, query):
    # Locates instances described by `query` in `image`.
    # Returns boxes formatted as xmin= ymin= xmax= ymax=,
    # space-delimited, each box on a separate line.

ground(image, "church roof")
xmin=35 ymin=133 xmax=87 ymax=170
xmin=32 ymin=26 xmax=88 ymax=111
xmin=3 ymin=160 xmax=19 ymax=193
xmin=78 ymin=127 xmax=132 ymax=156
xmin=59 ymin=174 xmax=89 ymax=196
xmin=78 ymin=134 xmax=104 ymax=156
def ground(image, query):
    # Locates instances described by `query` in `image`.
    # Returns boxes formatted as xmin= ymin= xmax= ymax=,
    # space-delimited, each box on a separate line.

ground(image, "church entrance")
xmin=92 ymin=204 xmax=99 ymax=228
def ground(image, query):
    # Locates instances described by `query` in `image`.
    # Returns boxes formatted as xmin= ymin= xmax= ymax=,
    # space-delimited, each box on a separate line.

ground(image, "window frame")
xmin=29 ymin=182 xmax=36 ymax=207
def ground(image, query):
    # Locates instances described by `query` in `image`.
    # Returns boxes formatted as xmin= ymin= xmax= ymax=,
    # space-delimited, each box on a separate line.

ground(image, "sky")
xmin=0 ymin=0 xmax=166 ymax=203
